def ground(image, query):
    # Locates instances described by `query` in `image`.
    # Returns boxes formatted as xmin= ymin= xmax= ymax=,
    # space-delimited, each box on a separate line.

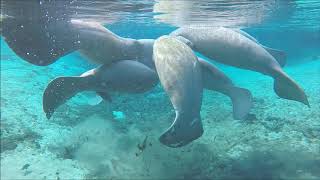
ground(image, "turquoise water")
xmin=1 ymin=1 xmax=320 ymax=179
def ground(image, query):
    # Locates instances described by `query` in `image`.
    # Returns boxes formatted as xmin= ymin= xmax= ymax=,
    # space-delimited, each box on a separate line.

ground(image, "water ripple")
xmin=1 ymin=0 xmax=319 ymax=30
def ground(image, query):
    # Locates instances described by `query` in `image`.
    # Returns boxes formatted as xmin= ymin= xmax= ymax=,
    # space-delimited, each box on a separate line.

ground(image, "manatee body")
xmin=43 ymin=60 xmax=158 ymax=119
xmin=171 ymin=26 xmax=309 ymax=106
xmin=153 ymin=36 xmax=203 ymax=148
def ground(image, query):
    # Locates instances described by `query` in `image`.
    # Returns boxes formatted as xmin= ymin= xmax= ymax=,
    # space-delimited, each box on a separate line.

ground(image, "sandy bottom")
xmin=1 ymin=40 xmax=320 ymax=179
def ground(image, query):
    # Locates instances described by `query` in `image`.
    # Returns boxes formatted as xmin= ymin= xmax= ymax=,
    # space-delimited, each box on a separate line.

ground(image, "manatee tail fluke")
xmin=1 ymin=1 xmax=79 ymax=66
xmin=2 ymin=20 xmax=79 ymax=66
xmin=273 ymin=70 xmax=309 ymax=107
xmin=263 ymin=46 xmax=287 ymax=67
xmin=159 ymin=113 xmax=204 ymax=148
xmin=43 ymin=76 xmax=89 ymax=119
xmin=228 ymin=87 xmax=253 ymax=120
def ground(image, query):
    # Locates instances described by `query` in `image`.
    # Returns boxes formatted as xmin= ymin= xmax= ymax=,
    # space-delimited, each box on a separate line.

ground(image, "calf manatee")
xmin=171 ymin=26 xmax=309 ymax=106
xmin=153 ymin=35 xmax=203 ymax=148
xmin=43 ymin=60 xmax=158 ymax=119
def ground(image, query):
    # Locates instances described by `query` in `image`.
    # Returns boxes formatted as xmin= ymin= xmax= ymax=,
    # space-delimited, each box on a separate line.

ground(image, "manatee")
xmin=43 ymin=60 xmax=158 ymax=119
xmin=170 ymin=26 xmax=309 ymax=106
xmin=153 ymin=35 xmax=203 ymax=148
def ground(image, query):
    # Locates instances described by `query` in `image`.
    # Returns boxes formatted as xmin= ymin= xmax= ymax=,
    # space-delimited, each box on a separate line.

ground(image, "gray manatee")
xmin=43 ymin=60 xmax=158 ymax=119
xmin=170 ymin=26 xmax=309 ymax=106
xmin=153 ymin=35 xmax=203 ymax=148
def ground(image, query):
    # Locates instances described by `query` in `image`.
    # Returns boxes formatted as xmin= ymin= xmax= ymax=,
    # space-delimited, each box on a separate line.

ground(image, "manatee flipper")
xmin=262 ymin=46 xmax=286 ymax=67
xmin=154 ymin=36 xmax=203 ymax=148
xmin=227 ymin=87 xmax=252 ymax=119
xmin=97 ymin=92 xmax=112 ymax=102
xmin=273 ymin=69 xmax=310 ymax=107
xmin=43 ymin=76 xmax=91 ymax=119
xmin=1 ymin=1 xmax=80 ymax=66
xmin=162 ymin=112 xmax=203 ymax=148
xmin=199 ymin=58 xmax=252 ymax=120
xmin=2 ymin=20 xmax=79 ymax=66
